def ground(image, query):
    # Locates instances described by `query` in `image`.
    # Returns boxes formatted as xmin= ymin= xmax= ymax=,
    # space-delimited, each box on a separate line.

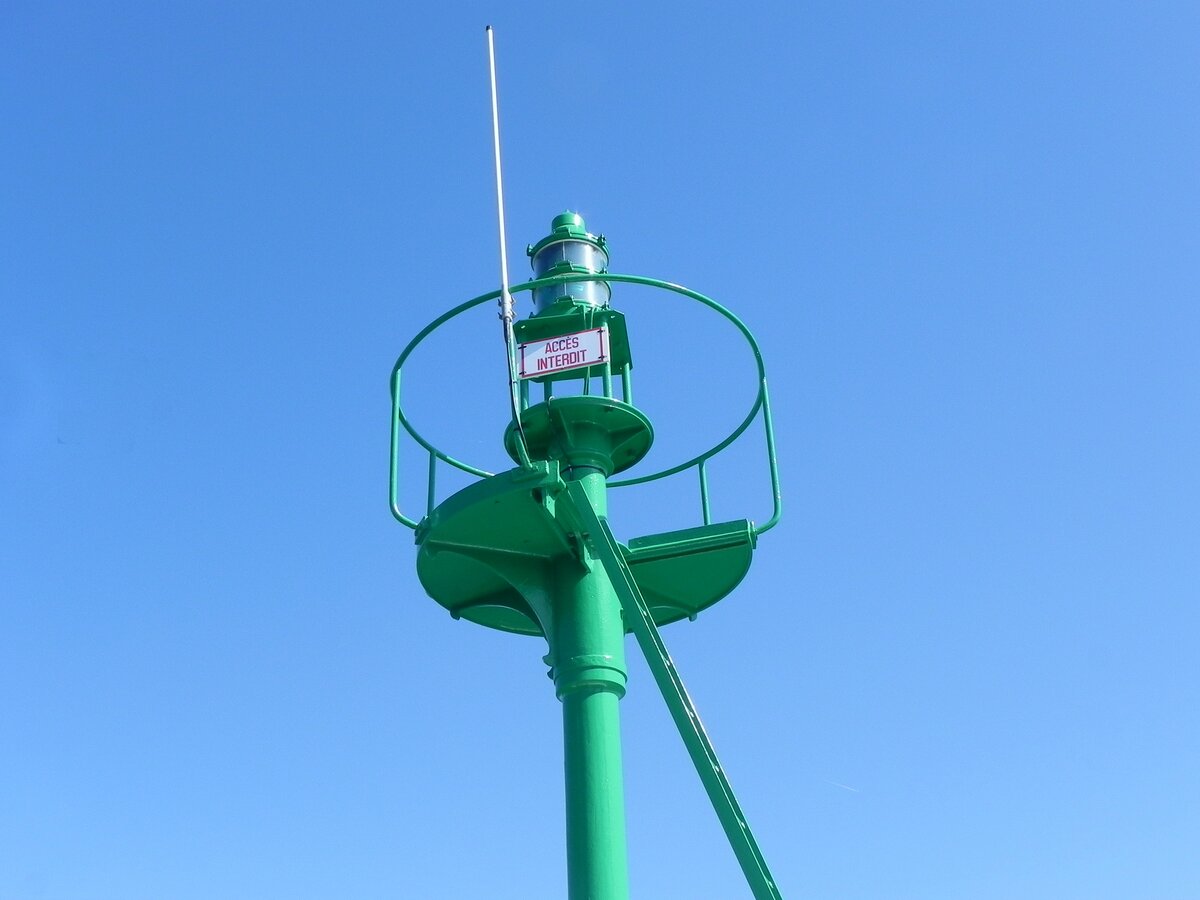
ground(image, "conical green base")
xmin=504 ymin=397 xmax=653 ymax=476
xmin=414 ymin=463 xmax=565 ymax=635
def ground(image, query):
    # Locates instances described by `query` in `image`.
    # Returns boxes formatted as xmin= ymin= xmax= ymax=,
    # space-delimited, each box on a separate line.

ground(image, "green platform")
xmin=414 ymin=461 xmax=756 ymax=637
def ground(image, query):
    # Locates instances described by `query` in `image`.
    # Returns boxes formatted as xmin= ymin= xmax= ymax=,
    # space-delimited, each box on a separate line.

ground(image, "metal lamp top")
xmin=526 ymin=211 xmax=608 ymax=260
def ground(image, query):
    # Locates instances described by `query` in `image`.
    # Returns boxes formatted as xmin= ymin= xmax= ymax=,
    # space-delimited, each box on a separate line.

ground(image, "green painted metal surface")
xmin=388 ymin=272 xmax=780 ymax=534
xmin=392 ymin=217 xmax=784 ymax=898
xmin=503 ymin=397 xmax=652 ymax=475
xmin=414 ymin=462 xmax=565 ymax=635
xmin=550 ymin=470 xmax=629 ymax=900
xmin=413 ymin=463 xmax=756 ymax=637
xmin=526 ymin=211 xmax=607 ymax=259
xmin=623 ymin=518 xmax=756 ymax=625
xmin=565 ymin=481 xmax=783 ymax=900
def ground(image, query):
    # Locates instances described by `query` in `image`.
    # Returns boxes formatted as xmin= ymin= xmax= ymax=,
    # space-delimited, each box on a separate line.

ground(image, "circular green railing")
xmin=390 ymin=272 xmax=781 ymax=535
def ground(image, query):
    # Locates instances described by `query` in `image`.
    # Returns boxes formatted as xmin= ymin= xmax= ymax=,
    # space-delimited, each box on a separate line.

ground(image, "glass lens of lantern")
xmin=530 ymin=238 xmax=611 ymax=312
xmin=532 ymin=239 xmax=608 ymax=279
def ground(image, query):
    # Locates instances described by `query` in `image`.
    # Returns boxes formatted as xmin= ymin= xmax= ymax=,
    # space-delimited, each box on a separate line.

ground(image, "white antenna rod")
xmin=485 ymin=25 xmax=532 ymax=467
xmin=486 ymin=25 xmax=514 ymax=326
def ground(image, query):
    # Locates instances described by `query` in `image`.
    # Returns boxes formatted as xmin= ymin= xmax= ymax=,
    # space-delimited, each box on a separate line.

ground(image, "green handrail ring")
xmin=389 ymin=272 xmax=781 ymax=535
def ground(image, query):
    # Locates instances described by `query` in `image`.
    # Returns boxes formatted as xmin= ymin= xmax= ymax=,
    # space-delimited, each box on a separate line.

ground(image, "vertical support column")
xmin=551 ymin=468 xmax=630 ymax=900
xmin=567 ymin=481 xmax=783 ymax=900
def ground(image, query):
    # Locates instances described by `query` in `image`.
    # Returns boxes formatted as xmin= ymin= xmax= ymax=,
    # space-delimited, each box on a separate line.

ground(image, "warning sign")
xmin=519 ymin=326 xmax=608 ymax=379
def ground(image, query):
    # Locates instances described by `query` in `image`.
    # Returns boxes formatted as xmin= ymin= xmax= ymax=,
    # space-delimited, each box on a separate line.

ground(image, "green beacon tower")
xmin=389 ymin=213 xmax=783 ymax=899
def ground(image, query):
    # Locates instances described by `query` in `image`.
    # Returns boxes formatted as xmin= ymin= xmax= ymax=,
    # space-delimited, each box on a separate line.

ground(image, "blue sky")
xmin=2 ymin=3 xmax=1197 ymax=898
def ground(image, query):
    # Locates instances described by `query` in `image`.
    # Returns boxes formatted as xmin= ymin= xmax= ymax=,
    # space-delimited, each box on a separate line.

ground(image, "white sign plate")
xmin=519 ymin=326 xmax=609 ymax=379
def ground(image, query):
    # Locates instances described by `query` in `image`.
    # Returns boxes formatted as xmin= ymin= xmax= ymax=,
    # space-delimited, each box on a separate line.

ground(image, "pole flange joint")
xmin=553 ymin=652 xmax=628 ymax=700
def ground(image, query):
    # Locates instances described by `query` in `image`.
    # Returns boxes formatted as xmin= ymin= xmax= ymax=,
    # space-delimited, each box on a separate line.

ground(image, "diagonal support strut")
xmin=564 ymin=481 xmax=784 ymax=900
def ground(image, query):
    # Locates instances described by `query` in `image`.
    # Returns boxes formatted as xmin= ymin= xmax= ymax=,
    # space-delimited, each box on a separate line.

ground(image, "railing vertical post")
xmin=426 ymin=450 xmax=438 ymax=516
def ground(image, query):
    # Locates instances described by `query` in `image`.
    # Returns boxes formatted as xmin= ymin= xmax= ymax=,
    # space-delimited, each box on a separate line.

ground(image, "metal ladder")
xmin=566 ymin=481 xmax=784 ymax=900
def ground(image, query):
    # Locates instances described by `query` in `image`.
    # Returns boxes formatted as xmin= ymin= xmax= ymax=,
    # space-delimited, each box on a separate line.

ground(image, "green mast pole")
xmin=395 ymin=212 xmax=784 ymax=896
xmin=521 ymin=213 xmax=632 ymax=898
xmin=552 ymin=465 xmax=630 ymax=900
